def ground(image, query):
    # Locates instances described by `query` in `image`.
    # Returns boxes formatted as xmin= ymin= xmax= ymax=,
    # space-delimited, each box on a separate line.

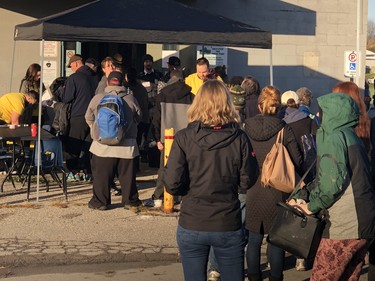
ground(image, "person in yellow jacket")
xmin=0 ymin=91 xmax=38 ymax=125
xmin=185 ymin=57 xmax=222 ymax=95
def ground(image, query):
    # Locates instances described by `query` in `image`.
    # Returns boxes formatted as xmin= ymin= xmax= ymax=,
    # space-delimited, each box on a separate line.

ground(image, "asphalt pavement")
xmin=0 ymin=163 xmax=370 ymax=280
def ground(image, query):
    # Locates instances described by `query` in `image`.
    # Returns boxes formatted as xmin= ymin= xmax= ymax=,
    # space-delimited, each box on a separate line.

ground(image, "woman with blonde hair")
xmin=244 ymin=85 xmax=302 ymax=281
xmin=163 ymin=80 xmax=257 ymax=281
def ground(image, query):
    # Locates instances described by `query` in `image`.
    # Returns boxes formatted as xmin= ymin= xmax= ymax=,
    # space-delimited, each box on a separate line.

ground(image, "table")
xmin=0 ymin=125 xmax=55 ymax=191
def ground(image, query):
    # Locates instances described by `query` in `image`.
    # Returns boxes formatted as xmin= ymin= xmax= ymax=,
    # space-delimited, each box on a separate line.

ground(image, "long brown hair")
xmin=24 ymin=63 xmax=41 ymax=82
xmin=332 ymin=81 xmax=370 ymax=152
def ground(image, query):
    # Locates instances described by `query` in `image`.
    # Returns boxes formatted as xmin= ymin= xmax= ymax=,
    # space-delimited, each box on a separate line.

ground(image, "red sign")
xmin=348 ymin=51 xmax=357 ymax=62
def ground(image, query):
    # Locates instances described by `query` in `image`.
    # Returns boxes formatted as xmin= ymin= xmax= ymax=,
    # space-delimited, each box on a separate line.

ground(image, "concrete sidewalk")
xmin=0 ymin=164 xmax=180 ymax=267
xmin=0 ymin=165 xmax=369 ymax=280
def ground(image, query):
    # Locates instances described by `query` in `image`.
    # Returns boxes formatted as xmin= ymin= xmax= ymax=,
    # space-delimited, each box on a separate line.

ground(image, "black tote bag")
xmin=267 ymin=202 xmax=325 ymax=259
xmin=267 ymin=159 xmax=325 ymax=259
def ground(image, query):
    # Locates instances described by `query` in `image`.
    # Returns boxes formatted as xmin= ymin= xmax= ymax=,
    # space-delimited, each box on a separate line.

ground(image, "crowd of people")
xmin=1 ymin=53 xmax=375 ymax=281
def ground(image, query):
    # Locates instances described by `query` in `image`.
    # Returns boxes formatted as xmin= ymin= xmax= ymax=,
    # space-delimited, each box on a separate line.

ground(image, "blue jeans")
xmin=208 ymin=193 xmax=248 ymax=272
xmin=177 ymin=225 xmax=245 ymax=281
xmin=246 ymin=231 xmax=285 ymax=278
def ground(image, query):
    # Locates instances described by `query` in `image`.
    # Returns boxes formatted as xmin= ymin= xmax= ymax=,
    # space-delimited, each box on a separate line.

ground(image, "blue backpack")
xmin=96 ymin=94 xmax=126 ymax=145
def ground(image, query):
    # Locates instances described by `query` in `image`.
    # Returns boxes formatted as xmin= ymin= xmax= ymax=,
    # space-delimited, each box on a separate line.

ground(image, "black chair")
xmin=24 ymin=139 xmax=67 ymax=201
xmin=0 ymin=147 xmax=16 ymax=191
xmin=0 ymin=141 xmax=24 ymax=192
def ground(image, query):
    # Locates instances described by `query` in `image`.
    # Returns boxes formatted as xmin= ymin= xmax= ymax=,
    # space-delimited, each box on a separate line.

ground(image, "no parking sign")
xmin=344 ymin=50 xmax=361 ymax=78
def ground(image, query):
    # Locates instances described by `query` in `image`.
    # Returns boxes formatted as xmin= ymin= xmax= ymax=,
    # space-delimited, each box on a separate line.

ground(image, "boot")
xmin=248 ymin=273 xmax=262 ymax=281
xmin=269 ymin=275 xmax=283 ymax=281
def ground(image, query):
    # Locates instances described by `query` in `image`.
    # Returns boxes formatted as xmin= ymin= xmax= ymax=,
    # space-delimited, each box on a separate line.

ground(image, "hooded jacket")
xmin=303 ymin=93 xmax=375 ymax=239
xmin=244 ymin=115 xmax=302 ymax=234
xmin=152 ymin=80 xmax=194 ymax=142
xmin=164 ymin=121 xmax=257 ymax=232
xmin=85 ymin=85 xmax=141 ymax=159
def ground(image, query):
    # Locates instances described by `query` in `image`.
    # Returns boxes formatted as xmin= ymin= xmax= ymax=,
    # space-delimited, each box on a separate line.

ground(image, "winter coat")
xmin=244 ymin=115 xmax=302 ymax=234
xmin=85 ymin=85 xmax=141 ymax=159
xmin=129 ymin=83 xmax=149 ymax=124
xmin=282 ymin=107 xmax=318 ymax=148
xmin=152 ymin=80 xmax=194 ymax=142
xmin=300 ymin=93 xmax=375 ymax=240
xmin=62 ymin=65 xmax=98 ymax=118
xmin=281 ymin=107 xmax=319 ymax=182
xmin=164 ymin=121 xmax=258 ymax=232
xmin=244 ymin=94 xmax=260 ymax=119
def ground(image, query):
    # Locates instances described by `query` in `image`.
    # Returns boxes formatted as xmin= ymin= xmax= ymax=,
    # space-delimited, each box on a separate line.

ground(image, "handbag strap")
xmin=276 ymin=128 xmax=284 ymax=144
xmin=288 ymin=157 xmax=317 ymax=200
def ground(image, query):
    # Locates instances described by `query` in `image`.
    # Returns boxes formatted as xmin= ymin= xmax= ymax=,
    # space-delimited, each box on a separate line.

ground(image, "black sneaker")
xmin=88 ymin=202 xmax=108 ymax=211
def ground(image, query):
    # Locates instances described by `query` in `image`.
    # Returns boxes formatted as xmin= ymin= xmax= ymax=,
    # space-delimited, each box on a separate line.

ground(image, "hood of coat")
xmin=244 ymin=115 xmax=285 ymax=142
xmin=317 ymin=93 xmax=359 ymax=133
xmin=281 ymin=107 xmax=308 ymax=124
xmin=161 ymin=80 xmax=192 ymax=101
xmin=188 ymin=121 xmax=241 ymax=151
xmin=104 ymin=85 xmax=128 ymax=96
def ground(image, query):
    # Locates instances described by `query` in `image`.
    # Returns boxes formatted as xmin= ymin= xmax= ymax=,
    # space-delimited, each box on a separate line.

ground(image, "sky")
xmin=370 ymin=0 xmax=375 ymax=22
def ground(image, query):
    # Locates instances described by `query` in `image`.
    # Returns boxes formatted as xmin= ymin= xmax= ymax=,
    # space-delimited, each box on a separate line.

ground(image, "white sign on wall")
xmin=42 ymin=60 xmax=57 ymax=87
xmin=43 ymin=41 xmax=58 ymax=57
xmin=196 ymin=46 xmax=228 ymax=67
xmin=344 ymin=50 xmax=361 ymax=78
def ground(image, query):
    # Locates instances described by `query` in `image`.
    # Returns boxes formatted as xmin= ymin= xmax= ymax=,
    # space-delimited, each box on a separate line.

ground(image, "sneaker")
xmin=124 ymin=200 xmax=142 ymax=212
xmin=67 ymin=172 xmax=76 ymax=182
xmin=143 ymin=198 xmax=163 ymax=208
xmin=154 ymin=199 xmax=162 ymax=208
xmin=208 ymin=270 xmax=221 ymax=281
xmin=143 ymin=198 xmax=155 ymax=207
xmin=84 ymin=174 xmax=93 ymax=182
xmin=74 ymin=173 xmax=83 ymax=181
xmin=295 ymin=258 xmax=306 ymax=271
xmin=88 ymin=202 xmax=107 ymax=211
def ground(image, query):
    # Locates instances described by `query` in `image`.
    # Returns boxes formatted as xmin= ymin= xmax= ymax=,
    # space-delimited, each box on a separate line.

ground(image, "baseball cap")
xmin=281 ymin=90 xmax=299 ymax=105
xmin=67 ymin=54 xmax=83 ymax=68
xmin=107 ymin=71 xmax=124 ymax=85
xmin=167 ymin=56 xmax=181 ymax=67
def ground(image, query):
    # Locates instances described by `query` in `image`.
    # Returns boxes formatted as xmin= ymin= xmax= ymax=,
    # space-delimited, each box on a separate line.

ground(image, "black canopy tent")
xmin=13 ymin=0 xmax=271 ymax=49
xmin=12 ymin=0 xmax=272 ymax=200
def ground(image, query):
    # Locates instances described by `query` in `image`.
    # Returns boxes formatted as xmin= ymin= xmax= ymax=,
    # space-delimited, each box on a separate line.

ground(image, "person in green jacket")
xmin=291 ymin=92 xmax=375 ymax=281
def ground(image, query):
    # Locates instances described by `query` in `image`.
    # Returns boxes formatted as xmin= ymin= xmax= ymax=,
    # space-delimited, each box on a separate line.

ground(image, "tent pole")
xmin=10 ymin=40 xmax=16 ymax=92
xmin=36 ymin=40 xmax=45 ymax=202
xmin=269 ymin=49 xmax=273 ymax=86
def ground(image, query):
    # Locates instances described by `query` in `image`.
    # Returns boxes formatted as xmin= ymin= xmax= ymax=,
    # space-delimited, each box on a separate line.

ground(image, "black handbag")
xmin=267 ymin=159 xmax=325 ymax=259
xmin=267 ymin=202 xmax=325 ymax=259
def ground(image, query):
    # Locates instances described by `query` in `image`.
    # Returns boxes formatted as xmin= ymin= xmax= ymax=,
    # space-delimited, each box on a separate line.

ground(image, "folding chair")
xmin=25 ymin=139 xmax=67 ymax=201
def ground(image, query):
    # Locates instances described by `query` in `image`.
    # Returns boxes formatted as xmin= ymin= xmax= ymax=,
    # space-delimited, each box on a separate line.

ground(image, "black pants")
xmin=153 ymin=148 xmax=165 ymax=200
xmin=89 ymin=154 xmax=140 ymax=207
xmin=369 ymin=240 xmax=375 ymax=281
xmin=63 ymin=116 xmax=91 ymax=173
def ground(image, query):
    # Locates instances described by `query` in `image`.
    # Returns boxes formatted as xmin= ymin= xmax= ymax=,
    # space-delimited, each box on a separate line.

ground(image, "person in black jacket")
xmin=163 ymin=80 xmax=258 ymax=281
xmin=144 ymin=70 xmax=194 ymax=207
xmin=62 ymin=54 xmax=99 ymax=181
xmin=244 ymin=85 xmax=302 ymax=281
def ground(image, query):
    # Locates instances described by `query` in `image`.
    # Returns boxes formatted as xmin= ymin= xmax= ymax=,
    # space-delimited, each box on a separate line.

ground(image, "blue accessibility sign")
xmin=349 ymin=62 xmax=356 ymax=70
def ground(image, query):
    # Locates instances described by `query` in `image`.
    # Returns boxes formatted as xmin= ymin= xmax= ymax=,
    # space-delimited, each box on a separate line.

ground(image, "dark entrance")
xmin=81 ymin=42 xmax=146 ymax=72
